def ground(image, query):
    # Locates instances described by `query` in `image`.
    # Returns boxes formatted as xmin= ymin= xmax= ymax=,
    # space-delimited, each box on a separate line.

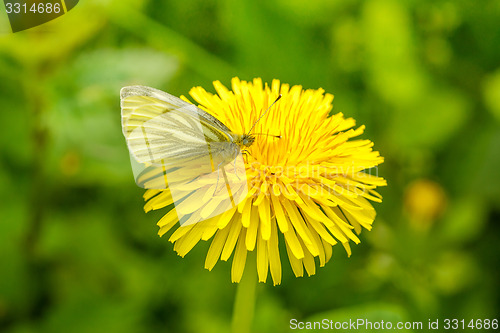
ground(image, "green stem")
xmin=231 ymin=252 xmax=257 ymax=333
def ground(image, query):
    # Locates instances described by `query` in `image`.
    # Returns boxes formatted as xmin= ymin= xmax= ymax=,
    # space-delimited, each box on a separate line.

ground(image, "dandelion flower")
xmin=143 ymin=78 xmax=386 ymax=285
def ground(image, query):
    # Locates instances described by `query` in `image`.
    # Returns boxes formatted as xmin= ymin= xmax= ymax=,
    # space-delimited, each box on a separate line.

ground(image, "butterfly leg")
xmin=213 ymin=161 xmax=225 ymax=196
xmin=241 ymin=150 xmax=250 ymax=163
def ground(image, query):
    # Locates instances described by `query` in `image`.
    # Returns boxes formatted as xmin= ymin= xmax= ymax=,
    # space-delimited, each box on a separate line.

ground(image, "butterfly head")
xmin=235 ymin=134 xmax=255 ymax=148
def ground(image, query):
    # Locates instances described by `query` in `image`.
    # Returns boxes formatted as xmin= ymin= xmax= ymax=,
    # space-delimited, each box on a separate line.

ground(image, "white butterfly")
xmin=120 ymin=85 xmax=255 ymax=226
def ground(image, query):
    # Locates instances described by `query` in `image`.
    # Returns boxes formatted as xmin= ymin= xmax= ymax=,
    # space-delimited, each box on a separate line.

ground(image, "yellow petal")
xmin=343 ymin=242 xmax=352 ymax=257
xmin=300 ymin=237 xmax=316 ymax=276
xmin=231 ymin=229 xmax=248 ymax=283
xmin=221 ymin=218 xmax=242 ymax=261
xmin=302 ymin=213 xmax=337 ymax=246
xmin=281 ymin=198 xmax=319 ymax=256
xmin=258 ymin=196 xmax=271 ymax=240
xmin=270 ymin=194 xmax=289 ymax=233
xmin=285 ymin=243 xmax=304 ymax=277
xmin=245 ymin=205 xmax=259 ymax=251
xmin=217 ymin=206 xmax=237 ymax=229
xmin=169 ymin=224 xmax=194 ymax=243
xmin=205 ymin=225 xmax=231 ymax=270
xmin=283 ymin=223 xmax=305 ymax=260
xmin=267 ymin=219 xmax=282 ymax=285
xmin=256 ymin=229 xmax=269 ymax=283
xmin=241 ymin=199 xmax=252 ymax=227
xmin=174 ymin=224 xmax=204 ymax=257
xmin=323 ymin=239 xmax=333 ymax=263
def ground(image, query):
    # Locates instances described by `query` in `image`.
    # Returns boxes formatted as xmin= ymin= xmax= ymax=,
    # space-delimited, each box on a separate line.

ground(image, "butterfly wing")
xmin=120 ymin=85 xmax=248 ymax=226
xmin=121 ymin=85 xmax=234 ymax=166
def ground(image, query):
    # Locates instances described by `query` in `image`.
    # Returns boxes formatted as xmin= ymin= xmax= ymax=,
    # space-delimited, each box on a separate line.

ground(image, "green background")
xmin=0 ymin=0 xmax=499 ymax=332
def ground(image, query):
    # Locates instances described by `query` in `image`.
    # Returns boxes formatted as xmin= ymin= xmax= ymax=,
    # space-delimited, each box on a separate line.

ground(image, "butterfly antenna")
xmin=247 ymin=94 xmax=282 ymax=135
xmin=252 ymin=133 xmax=281 ymax=139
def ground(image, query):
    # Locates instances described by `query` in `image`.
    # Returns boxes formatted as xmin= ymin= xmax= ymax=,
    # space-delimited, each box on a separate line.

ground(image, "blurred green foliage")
xmin=1 ymin=0 xmax=499 ymax=332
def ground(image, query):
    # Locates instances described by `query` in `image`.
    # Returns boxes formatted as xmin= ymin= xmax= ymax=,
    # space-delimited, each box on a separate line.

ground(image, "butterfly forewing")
xmin=121 ymin=85 xmax=249 ymax=226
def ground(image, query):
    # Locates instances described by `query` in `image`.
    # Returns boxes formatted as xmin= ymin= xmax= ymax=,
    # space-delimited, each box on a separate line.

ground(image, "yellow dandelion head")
xmin=144 ymin=77 xmax=387 ymax=285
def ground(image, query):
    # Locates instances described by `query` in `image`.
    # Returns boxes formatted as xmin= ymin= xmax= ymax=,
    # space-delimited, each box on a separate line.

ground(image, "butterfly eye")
xmin=243 ymin=136 xmax=255 ymax=147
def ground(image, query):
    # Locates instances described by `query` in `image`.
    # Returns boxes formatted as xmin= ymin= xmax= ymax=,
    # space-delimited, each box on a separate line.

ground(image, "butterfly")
xmin=120 ymin=85 xmax=279 ymax=226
